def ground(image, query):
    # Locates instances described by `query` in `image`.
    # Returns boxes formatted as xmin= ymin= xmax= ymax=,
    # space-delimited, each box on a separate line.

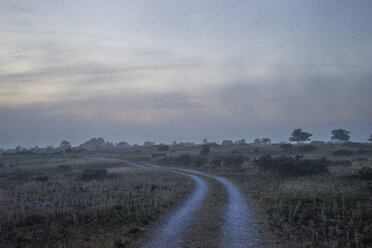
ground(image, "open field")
xmin=121 ymin=142 xmax=372 ymax=247
xmin=0 ymin=154 xmax=193 ymax=247
xmin=148 ymin=142 xmax=372 ymax=247
xmin=1 ymin=142 xmax=372 ymax=247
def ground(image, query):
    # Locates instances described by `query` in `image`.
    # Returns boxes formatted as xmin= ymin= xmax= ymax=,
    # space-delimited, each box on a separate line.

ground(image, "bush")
xmin=253 ymin=155 xmax=329 ymax=176
xmin=332 ymin=149 xmax=353 ymax=156
xmin=279 ymin=143 xmax=293 ymax=152
xmin=295 ymin=144 xmax=317 ymax=152
xmin=34 ymin=175 xmax=49 ymax=183
xmin=200 ymin=145 xmax=210 ymax=156
xmin=223 ymin=155 xmax=244 ymax=166
xmin=358 ymin=167 xmax=372 ymax=180
xmin=174 ymin=154 xmax=192 ymax=166
xmin=79 ymin=168 xmax=108 ymax=181
xmin=353 ymin=157 xmax=368 ymax=163
xmin=65 ymin=148 xmax=83 ymax=154
xmin=56 ymin=165 xmax=72 ymax=172
xmin=192 ymin=156 xmax=208 ymax=167
xmin=330 ymin=160 xmax=352 ymax=167
xmin=157 ymin=145 xmax=169 ymax=151
xmin=211 ymin=158 xmax=222 ymax=166
xmin=211 ymin=155 xmax=244 ymax=167
xmin=357 ymin=149 xmax=372 ymax=155
xmin=152 ymin=153 xmax=166 ymax=158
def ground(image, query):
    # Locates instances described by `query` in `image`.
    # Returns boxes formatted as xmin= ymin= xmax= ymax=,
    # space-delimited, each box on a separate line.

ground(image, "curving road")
xmin=174 ymin=168 xmax=259 ymax=248
xmin=143 ymin=173 xmax=208 ymax=248
xmin=125 ymin=161 xmax=259 ymax=247
xmin=123 ymin=161 xmax=209 ymax=247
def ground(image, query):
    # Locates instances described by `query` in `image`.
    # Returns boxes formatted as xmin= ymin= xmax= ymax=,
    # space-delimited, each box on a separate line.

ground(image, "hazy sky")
xmin=1 ymin=0 xmax=372 ymax=148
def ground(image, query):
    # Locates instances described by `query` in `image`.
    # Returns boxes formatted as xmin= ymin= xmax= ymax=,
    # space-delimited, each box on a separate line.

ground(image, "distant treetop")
xmin=331 ymin=129 xmax=351 ymax=143
xmin=289 ymin=128 xmax=312 ymax=144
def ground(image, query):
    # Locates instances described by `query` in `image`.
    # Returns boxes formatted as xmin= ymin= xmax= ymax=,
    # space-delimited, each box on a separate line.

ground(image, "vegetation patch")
xmin=78 ymin=168 xmax=109 ymax=181
xmin=358 ymin=167 xmax=372 ymax=180
xmin=210 ymin=155 xmax=244 ymax=167
xmin=253 ymin=155 xmax=329 ymax=176
xmin=332 ymin=149 xmax=354 ymax=156
xmin=294 ymin=144 xmax=317 ymax=152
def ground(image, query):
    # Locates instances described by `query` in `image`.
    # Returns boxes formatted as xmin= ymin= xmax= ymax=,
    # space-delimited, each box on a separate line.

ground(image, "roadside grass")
xmin=0 ymin=154 xmax=193 ymax=247
xmin=211 ymin=145 xmax=372 ymax=248
xmin=149 ymin=142 xmax=372 ymax=247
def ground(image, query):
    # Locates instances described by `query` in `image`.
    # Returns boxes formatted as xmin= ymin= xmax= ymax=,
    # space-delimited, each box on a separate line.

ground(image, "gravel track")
xmin=124 ymin=161 xmax=209 ymax=247
xmin=126 ymin=161 xmax=259 ymax=247
xmin=174 ymin=168 xmax=260 ymax=248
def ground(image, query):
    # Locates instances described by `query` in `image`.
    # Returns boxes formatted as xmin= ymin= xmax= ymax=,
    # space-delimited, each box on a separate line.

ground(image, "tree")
xmin=261 ymin=138 xmax=271 ymax=145
xmin=253 ymin=138 xmax=262 ymax=146
xmin=367 ymin=134 xmax=372 ymax=143
xmin=331 ymin=129 xmax=351 ymax=143
xmin=60 ymin=140 xmax=71 ymax=151
xmin=289 ymin=129 xmax=312 ymax=144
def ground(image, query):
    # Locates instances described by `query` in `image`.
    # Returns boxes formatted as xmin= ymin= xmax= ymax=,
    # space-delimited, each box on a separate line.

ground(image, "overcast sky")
xmin=1 ymin=0 xmax=372 ymax=148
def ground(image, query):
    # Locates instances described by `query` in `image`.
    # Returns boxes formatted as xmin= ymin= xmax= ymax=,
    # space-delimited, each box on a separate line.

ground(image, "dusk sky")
xmin=1 ymin=0 xmax=372 ymax=148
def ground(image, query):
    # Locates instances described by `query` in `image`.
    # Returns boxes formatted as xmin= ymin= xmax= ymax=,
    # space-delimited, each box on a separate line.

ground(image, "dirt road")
xmin=126 ymin=162 xmax=260 ymax=247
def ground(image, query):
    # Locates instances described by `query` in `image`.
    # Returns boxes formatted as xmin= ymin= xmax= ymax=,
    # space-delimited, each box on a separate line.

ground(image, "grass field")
xmin=1 ymin=142 xmax=372 ymax=247
xmin=144 ymin=142 xmax=372 ymax=247
xmin=0 ymin=154 xmax=193 ymax=247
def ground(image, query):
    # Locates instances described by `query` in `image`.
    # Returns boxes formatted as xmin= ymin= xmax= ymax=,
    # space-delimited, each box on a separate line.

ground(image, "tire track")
xmin=174 ymin=168 xmax=260 ymax=248
xmin=127 ymin=161 xmax=260 ymax=247
xmin=124 ymin=160 xmax=209 ymax=247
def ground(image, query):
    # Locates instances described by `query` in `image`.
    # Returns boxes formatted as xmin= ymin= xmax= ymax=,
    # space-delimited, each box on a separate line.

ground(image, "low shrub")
xmin=200 ymin=145 xmax=210 ymax=156
xmin=157 ymin=145 xmax=169 ymax=151
xmin=65 ymin=148 xmax=83 ymax=154
xmin=223 ymin=155 xmax=244 ymax=166
xmin=343 ymin=142 xmax=366 ymax=148
xmin=358 ymin=167 xmax=372 ymax=180
xmin=33 ymin=175 xmax=49 ymax=183
xmin=211 ymin=155 xmax=244 ymax=167
xmin=353 ymin=157 xmax=368 ymax=163
xmin=192 ymin=156 xmax=208 ymax=167
xmin=152 ymin=153 xmax=166 ymax=158
xmin=210 ymin=158 xmax=222 ymax=166
xmin=332 ymin=149 xmax=353 ymax=156
xmin=253 ymin=155 xmax=329 ymax=176
xmin=279 ymin=143 xmax=293 ymax=152
xmin=56 ymin=165 xmax=72 ymax=172
xmin=174 ymin=154 xmax=192 ymax=166
xmin=79 ymin=168 xmax=108 ymax=181
xmin=357 ymin=149 xmax=372 ymax=155
xmin=330 ymin=160 xmax=352 ymax=167
xmin=295 ymin=144 xmax=317 ymax=152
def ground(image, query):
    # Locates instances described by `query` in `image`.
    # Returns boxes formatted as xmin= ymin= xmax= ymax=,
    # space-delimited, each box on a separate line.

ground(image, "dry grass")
xmin=0 ymin=154 xmax=193 ymax=247
xmin=209 ymin=145 xmax=372 ymax=248
xmin=148 ymin=142 xmax=372 ymax=247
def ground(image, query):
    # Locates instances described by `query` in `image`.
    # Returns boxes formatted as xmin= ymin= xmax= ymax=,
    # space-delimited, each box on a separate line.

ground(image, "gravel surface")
xmin=127 ymin=162 xmax=260 ymax=247
xmin=176 ymin=168 xmax=260 ymax=248
xmin=143 ymin=173 xmax=208 ymax=248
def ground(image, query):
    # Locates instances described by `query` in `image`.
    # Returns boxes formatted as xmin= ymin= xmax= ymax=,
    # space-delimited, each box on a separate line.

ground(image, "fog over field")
xmin=1 ymin=0 xmax=372 ymax=148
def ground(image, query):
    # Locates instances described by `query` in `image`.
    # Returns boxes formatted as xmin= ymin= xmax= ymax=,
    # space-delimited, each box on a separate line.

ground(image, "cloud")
xmin=213 ymin=69 xmax=372 ymax=126
xmin=0 ymin=3 xmax=34 ymax=13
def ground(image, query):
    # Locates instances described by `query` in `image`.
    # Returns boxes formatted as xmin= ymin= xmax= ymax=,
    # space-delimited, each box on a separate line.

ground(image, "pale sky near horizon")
xmin=1 ymin=0 xmax=372 ymax=148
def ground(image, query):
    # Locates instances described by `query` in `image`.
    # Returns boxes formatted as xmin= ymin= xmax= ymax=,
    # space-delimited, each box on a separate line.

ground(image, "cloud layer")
xmin=1 ymin=0 xmax=372 ymax=147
